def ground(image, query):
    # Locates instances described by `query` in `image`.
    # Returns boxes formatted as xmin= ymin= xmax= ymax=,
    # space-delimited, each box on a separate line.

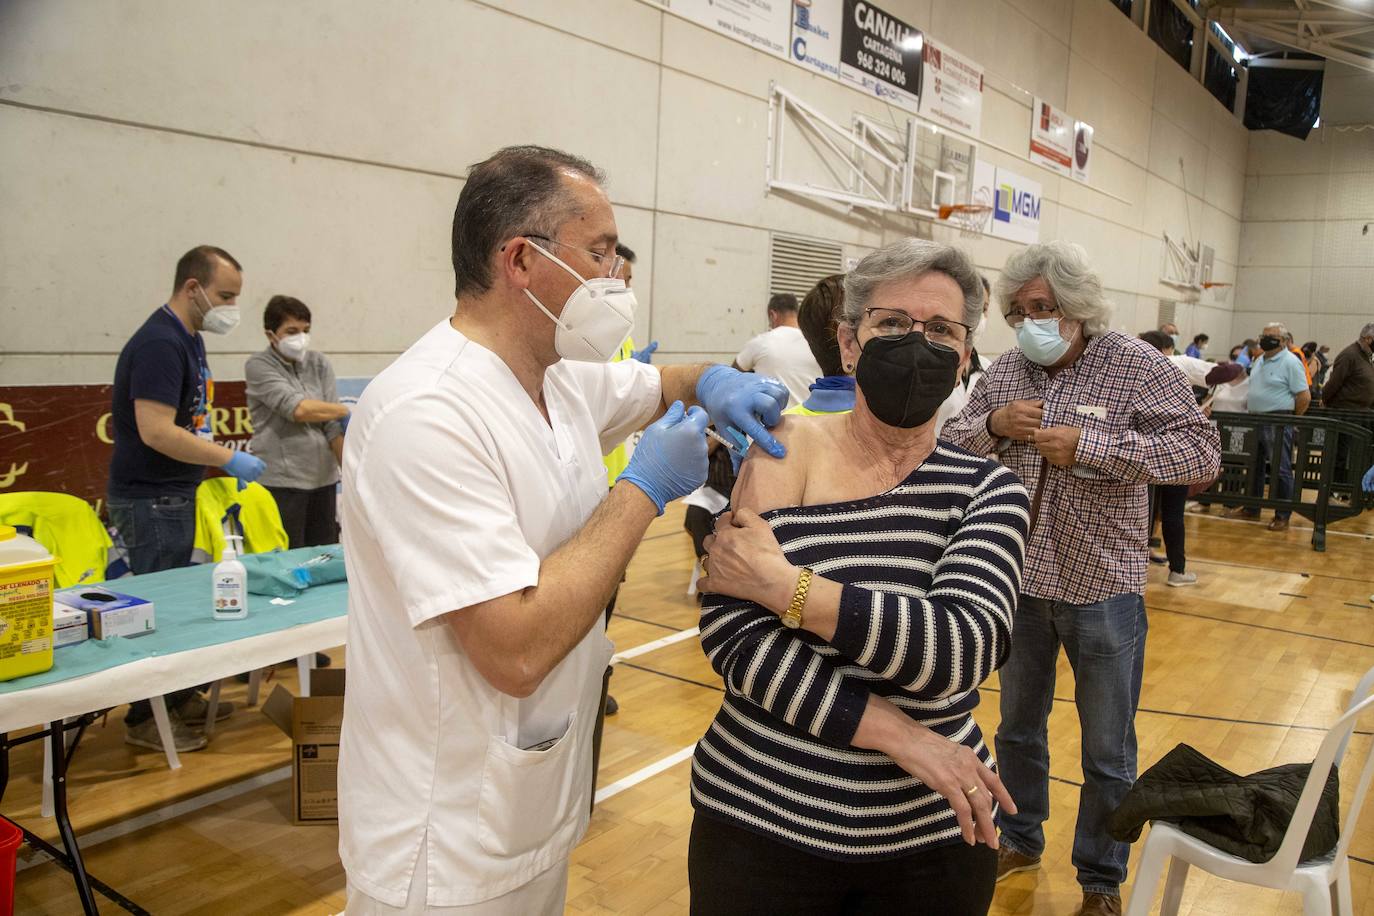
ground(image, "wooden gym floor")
xmin=6 ymin=502 xmax=1373 ymax=914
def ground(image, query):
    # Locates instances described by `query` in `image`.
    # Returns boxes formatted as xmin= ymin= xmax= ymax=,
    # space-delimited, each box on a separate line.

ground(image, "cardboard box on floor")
xmin=262 ymin=668 xmax=345 ymax=825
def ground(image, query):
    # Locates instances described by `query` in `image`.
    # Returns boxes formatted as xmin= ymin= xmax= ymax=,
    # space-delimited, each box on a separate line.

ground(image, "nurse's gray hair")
xmin=842 ymin=240 xmax=984 ymax=339
xmin=997 ymin=241 xmax=1113 ymax=338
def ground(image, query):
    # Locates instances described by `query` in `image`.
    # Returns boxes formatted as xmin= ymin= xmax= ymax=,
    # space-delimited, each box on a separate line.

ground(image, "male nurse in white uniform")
xmin=338 ymin=145 xmax=791 ymax=914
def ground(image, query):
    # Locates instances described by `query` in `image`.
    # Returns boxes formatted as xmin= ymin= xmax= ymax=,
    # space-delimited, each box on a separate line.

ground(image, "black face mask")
xmin=1259 ymin=335 xmax=1282 ymax=352
xmin=855 ymin=333 xmax=960 ymax=429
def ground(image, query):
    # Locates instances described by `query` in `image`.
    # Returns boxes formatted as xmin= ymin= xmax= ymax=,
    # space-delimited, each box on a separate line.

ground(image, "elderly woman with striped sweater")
xmin=692 ymin=240 xmax=1030 ymax=915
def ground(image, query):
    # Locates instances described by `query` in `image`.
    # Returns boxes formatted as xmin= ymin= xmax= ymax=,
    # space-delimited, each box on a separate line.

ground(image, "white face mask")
xmin=197 ymin=287 xmax=240 ymax=335
xmin=975 ymin=313 xmax=988 ymax=339
xmin=275 ymin=332 xmax=310 ymax=361
xmin=523 ymin=239 xmax=635 ymax=362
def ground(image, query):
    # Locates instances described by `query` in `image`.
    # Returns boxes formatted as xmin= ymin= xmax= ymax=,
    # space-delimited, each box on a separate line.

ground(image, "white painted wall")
xmin=0 ymin=0 xmax=1248 ymax=384
xmin=1234 ymin=64 xmax=1374 ymax=353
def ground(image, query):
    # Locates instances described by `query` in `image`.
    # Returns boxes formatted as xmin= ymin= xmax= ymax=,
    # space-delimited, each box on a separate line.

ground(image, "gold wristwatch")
xmin=781 ymin=567 xmax=814 ymax=629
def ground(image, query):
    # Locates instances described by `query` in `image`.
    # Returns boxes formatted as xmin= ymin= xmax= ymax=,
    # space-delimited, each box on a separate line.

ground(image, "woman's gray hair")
xmin=996 ymin=241 xmax=1113 ymax=338
xmin=842 ymin=239 xmax=984 ymax=339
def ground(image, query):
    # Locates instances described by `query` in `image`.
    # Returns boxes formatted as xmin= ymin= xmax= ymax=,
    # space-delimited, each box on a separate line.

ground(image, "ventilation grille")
xmin=1157 ymin=300 xmax=1177 ymax=325
xmin=769 ymin=234 xmax=845 ymax=300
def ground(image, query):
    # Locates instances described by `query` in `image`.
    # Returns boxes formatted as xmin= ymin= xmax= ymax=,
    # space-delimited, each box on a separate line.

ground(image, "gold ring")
xmin=964 ymin=785 xmax=980 ymax=798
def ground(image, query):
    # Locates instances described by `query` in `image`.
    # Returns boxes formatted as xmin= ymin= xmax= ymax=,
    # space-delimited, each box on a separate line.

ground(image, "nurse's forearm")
xmin=446 ymin=482 xmax=659 ymax=698
xmin=656 ymin=363 xmax=711 ymax=418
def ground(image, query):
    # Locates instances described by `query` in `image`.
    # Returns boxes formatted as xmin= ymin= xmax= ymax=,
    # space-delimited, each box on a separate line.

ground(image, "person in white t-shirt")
xmin=337 ymin=145 xmax=790 ymax=915
xmin=734 ymin=293 xmax=824 ymax=407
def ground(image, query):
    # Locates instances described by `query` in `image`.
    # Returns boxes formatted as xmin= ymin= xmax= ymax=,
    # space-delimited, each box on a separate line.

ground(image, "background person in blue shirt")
xmin=107 ymin=245 xmax=266 ymax=752
xmin=1226 ymin=322 xmax=1310 ymax=532
xmin=1185 ymin=333 xmax=1208 ymax=359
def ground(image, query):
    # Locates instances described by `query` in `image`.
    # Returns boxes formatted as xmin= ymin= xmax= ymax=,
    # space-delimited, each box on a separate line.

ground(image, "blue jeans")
xmin=107 ymin=494 xmax=196 ymax=574
xmin=994 ymin=592 xmax=1148 ymax=896
xmin=106 ymin=493 xmax=198 ymax=724
xmin=1253 ymin=422 xmax=1295 ymax=520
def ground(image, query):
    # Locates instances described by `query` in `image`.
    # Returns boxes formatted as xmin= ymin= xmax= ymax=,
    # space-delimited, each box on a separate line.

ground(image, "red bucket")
xmin=0 ymin=816 xmax=20 ymax=916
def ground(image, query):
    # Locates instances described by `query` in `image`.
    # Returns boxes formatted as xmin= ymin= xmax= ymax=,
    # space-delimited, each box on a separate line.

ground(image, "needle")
xmin=705 ymin=427 xmax=744 ymax=454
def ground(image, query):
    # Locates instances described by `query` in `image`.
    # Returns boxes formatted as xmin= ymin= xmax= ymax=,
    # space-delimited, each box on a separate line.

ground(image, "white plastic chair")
xmin=1125 ymin=666 xmax=1374 ymax=916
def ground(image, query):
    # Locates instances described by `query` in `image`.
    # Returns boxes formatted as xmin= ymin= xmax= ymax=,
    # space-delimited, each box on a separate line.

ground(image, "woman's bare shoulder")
xmin=731 ymin=415 xmax=835 ymax=514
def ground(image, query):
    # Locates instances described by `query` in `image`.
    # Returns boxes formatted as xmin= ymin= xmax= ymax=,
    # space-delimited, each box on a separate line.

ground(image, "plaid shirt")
xmin=942 ymin=331 xmax=1220 ymax=605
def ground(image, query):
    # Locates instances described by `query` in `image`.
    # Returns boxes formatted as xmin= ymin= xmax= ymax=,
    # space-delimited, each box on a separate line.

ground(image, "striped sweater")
xmin=691 ymin=443 xmax=1030 ymax=860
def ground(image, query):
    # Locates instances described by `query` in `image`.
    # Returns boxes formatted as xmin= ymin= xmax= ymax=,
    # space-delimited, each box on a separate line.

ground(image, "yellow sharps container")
xmin=0 ymin=524 xmax=57 ymax=682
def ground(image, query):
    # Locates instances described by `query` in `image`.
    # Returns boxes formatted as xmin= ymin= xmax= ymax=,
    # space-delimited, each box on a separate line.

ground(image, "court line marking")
xmin=611 ymin=627 xmax=699 ymax=665
xmin=1149 ymin=605 xmax=1374 ymax=648
xmin=594 ymin=743 xmax=697 ymax=805
xmin=16 ymin=765 xmax=292 ymax=872
xmin=614 ymin=613 xmax=683 ymax=632
xmin=1193 ymin=512 xmax=1373 ymax=540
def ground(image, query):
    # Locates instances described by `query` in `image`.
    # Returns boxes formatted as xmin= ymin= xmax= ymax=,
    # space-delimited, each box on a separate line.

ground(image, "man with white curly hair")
xmin=942 ymin=241 xmax=1220 ymax=916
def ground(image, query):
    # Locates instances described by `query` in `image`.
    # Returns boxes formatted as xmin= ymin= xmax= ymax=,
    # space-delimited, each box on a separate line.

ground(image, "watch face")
xmin=782 ymin=613 xmax=802 ymax=629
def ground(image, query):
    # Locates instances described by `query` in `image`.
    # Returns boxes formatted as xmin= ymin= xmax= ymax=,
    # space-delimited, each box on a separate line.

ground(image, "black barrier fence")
xmin=1198 ymin=411 xmax=1371 ymax=551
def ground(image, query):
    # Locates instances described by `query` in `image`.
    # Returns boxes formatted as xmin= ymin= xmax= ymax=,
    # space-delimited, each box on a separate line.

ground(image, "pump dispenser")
xmin=212 ymin=535 xmax=248 ymax=620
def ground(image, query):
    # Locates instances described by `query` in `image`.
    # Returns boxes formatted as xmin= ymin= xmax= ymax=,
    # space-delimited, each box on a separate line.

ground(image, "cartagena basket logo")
xmin=994 ymin=183 xmax=1040 ymax=223
xmin=792 ymin=0 xmax=838 ymax=76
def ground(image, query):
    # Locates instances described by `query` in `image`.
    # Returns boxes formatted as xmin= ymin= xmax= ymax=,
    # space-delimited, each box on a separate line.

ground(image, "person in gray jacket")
xmin=245 ymin=295 xmax=348 ymax=547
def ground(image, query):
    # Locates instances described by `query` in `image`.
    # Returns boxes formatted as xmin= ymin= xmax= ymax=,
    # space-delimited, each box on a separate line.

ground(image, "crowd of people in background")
xmin=100 ymin=143 xmax=1374 ymax=916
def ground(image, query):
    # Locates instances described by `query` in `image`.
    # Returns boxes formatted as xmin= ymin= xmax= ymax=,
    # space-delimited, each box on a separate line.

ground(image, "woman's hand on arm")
xmin=851 ymin=693 xmax=1015 ymax=847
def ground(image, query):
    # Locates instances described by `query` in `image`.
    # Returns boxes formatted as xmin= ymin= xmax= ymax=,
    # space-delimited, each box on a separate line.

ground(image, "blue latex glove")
xmin=1363 ymin=464 xmax=1374 ymax=493
xmin=631 ymin=340 xmax=659 ymax=363
xmin=616 ymin=401 xmax=710 ymax=514
xmin=695 ymin=365 xmax=789 ymax=459
xmin=223 ymin=451 xmax=266 ymax=492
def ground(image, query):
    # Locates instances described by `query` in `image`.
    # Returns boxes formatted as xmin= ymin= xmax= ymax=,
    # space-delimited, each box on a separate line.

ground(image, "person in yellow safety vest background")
xmin=600 ymin=242 xmax=656 ymax=719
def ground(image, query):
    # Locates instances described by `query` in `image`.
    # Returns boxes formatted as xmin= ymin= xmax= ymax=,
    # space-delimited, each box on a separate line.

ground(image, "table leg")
xmin=50 ymin=719 xmax=100 ymax=915
xmin=148 ymin=697 xmax=181 ymax=771
xmin=204 ymin=682 xmax=222 ymax=739
xmin=246 ymin=668 xmax=264 ymax=707
xmin=297 ymin=654 xmax=314 ymax=697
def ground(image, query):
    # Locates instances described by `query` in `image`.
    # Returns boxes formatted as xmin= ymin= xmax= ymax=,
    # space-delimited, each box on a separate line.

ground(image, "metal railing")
xmin=1197 ymin=411 xmax=1371 ymax=551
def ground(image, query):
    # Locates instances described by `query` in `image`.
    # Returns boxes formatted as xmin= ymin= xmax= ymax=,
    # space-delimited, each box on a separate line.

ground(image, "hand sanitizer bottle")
xmin=213 ymin=535 xmax=248 ymax=620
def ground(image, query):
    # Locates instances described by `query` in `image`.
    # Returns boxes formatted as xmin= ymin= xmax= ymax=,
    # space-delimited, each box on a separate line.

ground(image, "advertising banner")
xmin=789 ymin=0 xmax=842 ymax=78
xmin=839 ymin=0 xmax=923 ymax=113
xmin=918 ymin=38 xmax=983 ymax=136
xmin=0 ymin=378 xmax=371 ymax=515
xmin=975 ymin=162 xmax=1041 ymax=245
xmin=1029 ymin=97 xmax=1094 ymax=183
xmin=671 ymin=0 xmax=791 ymax=59
xmin=0 ymin=382 xmax=252 ymax=514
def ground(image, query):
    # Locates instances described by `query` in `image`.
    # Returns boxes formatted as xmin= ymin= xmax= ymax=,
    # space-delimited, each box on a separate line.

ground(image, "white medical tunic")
xmin=337 ymin=319 xmax=661 ymax=908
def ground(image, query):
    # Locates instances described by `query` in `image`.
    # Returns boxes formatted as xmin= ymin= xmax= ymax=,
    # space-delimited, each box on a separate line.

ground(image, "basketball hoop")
xmin=1202 ymin=281 xmax=1232 ymax=304
xmin=937 ymin=204 xmax=992 ymax=238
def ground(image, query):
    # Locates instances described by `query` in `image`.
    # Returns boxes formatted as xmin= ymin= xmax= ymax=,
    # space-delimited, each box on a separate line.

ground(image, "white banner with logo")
xmin=917 ymin=38 xmax=983 ymax=136
xmin=974 ymin=161 xmax=1041 ymax=244
xmin=789 ymin=0 xmax=843 ymax=78
xmin=670 ymin=0 xmax=791 ymax=59
xmin=1029 ymin=97 xmax=1093 ymax=183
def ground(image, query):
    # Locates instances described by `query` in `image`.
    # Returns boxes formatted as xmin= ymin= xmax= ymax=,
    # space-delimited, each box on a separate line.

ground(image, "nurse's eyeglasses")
xmin=523 ymin=235 xmax=625 ymax=280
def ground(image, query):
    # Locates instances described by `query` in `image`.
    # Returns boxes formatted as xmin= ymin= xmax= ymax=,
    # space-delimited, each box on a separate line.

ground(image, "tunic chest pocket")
xmin=477 ymin=711 xmax=585 ymax=859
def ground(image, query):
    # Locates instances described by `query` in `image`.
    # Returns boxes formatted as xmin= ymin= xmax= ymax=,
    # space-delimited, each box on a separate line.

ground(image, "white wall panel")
xmin=1070 ymin=0 xmax=1155 ymax=104
xmin=1239 ymin=221 xmax=1315 ymax=268
xmin=650 ymin=213 xmax=770 ymax=357
xmin=1066 ymin=53 xmax=1153 ymax=169
xmin=0 ymin=105 xmax=455 ymax=369
xmin=1233 ymin=267 xmax=1311 ymax=315
xmin=1242 ymin=174 xmax=1331 ymax=222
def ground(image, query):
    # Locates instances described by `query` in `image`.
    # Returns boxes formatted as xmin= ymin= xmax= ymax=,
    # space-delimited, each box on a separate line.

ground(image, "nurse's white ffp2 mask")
xmin=523 ymin=240 xmax=635 ymax=362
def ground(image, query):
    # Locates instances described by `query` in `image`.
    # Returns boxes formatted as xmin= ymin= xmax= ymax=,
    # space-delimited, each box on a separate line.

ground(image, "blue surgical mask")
xmin=1017 ymin=316 xmax=1071 ymax=366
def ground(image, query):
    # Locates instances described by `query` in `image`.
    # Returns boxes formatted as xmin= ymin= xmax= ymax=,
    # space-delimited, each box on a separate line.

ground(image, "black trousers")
xmin=266 ymin=484 xmax=339 ymax=548
xmin=688 ymin=814 xmax=998 ymax=916
xmin=1149 ymin=484 xmax=1188 ymax=574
